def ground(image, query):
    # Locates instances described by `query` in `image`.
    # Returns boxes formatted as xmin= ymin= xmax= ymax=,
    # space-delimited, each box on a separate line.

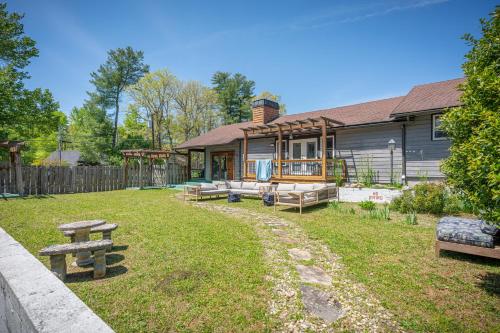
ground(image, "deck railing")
xmin=245 ymin=159 xmax=346 ymax=180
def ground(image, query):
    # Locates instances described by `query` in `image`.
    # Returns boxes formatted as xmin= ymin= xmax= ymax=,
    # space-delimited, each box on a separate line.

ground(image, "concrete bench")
xmin=39 ymin=240 xmax=113 ymax=281
xmin=63 ymin=223 xmax=118 ymax=253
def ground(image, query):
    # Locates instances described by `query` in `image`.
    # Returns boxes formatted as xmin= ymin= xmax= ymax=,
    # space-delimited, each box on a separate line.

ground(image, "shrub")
xmin=359 ymin=200 xmax=376 ymax=211
xmin=390 ymin=190 xmax=414 ymax=213
xmin=413 ymin=183 xmax=446 ymax=214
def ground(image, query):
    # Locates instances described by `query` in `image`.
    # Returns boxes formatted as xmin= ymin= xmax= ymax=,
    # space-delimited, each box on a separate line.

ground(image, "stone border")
xmin=339 ymin=187 xmax=402 ymax=203
xmin=0 ymin=227 xmax=114 ymax=333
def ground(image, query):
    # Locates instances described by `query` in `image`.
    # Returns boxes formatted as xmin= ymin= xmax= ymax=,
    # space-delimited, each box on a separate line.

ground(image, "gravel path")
xmin=181 ymin=197 xmax=402 ymax=332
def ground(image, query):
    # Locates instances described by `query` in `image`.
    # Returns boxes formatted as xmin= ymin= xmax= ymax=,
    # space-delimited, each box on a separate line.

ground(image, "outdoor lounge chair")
xmin=435 ymin=217 xmax=500 ymax=259
xmin=274 ymin=183 xmax=337 ymax=214
xmin=221 ymin=181 xmax=274 ymax=197
xmin=183 ymin=183 xmax=229 ymax=201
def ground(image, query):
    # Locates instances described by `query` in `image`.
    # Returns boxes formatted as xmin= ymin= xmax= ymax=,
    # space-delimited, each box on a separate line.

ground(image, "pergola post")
xmin=138 ymin=155 xmax=143 ymax=189
xmin=243 ymin=131 xmax=248 ymax=179
xmin=277 ymin=126 xmax=282 ymax=179
xmin=187 ymin=149 xmax=192 ymax=181
xmin=321 ymin=118 xmax=327 ymax=181
xmin=123 ymin=156 xmax=129 ymax=188
xmin=13 ymin=150 xmax=23 ymax=196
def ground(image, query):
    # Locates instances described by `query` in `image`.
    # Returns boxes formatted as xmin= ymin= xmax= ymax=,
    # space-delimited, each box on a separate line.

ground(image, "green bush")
xmin=359 ymin=200 xmax=376 ymax=211
xmin=391 ymin=183 xmax=467 ymax=215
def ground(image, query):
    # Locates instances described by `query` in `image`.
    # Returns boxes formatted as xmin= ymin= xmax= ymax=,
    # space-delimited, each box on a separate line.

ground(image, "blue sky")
xmin=8 ymin=0 xmax=497 ymax=117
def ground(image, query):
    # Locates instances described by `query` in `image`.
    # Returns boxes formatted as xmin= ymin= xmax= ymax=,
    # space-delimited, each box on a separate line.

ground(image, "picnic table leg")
xmin=74 ymin=228 xmax=93 ymax=266
xmin=93 ymin=249 xmax=106 ymax=279
xmin=102 ymin=230 xmax=112 ymax=252
xmin=50 ymin=254 xmax=67 ymax=281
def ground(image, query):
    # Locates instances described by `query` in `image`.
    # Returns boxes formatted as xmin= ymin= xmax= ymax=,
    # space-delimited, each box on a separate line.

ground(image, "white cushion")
xmin=200 ymin=183 xmax=218 ymax=190
xmin=313 ymin=183 xmax=328 ymax=190
xmin=295 ymin=184 xmax=315 ymax=192
xmin=201 ymin=189 xmax=228 ymax=194
xmin=276 ymin=183 xmax=295 ymax=192
xmin=231 ymin=189 xmax=259 ymax=195
xmin=228 ymin=181 xmax=242 ymax=189
xmin=242 ymin=182 xmax=257 ymax=190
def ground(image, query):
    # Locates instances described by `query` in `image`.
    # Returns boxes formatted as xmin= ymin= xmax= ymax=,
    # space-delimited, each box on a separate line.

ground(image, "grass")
xmin=211 ymin=197 xmax=500 ymax=333
xmin=0 ymin=190 xmax=273 ymax=333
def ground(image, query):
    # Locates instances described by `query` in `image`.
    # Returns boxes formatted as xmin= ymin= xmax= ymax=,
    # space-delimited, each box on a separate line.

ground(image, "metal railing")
xmin=245 ymin=159 xmax=346 ymax=179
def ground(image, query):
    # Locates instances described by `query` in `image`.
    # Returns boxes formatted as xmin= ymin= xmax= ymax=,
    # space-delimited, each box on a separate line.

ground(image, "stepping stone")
xmin=272 ymin=229 xmax=288 ymax=237
xmin=296 ymin=265 xmax=332 ymax=286
xmin=300 ymin=285 xmax=344 ymax=323
xmin=288 ymin=248 xmax=312 ymax=261
xmin=279 ymin=237 xmax=298 ymax=244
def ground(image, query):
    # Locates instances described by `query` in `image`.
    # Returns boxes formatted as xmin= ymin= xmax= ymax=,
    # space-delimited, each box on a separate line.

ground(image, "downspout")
xmin=239 ymin=139 xmax=242 ymax=180
xmin=401 ymin=124 xmax=407 ymax=185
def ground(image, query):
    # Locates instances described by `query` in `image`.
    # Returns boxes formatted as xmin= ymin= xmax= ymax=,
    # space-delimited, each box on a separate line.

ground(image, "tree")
xmin=90 ymin=47 xmax=149 ymax=148
xmin=0 ymin=2 xmax=60 ymax=145
xmin=173 ymin=80 xmax=218 ymax=142
xmin=253 ymin=91 xmax=287 ymax=114
xmin=68 ymin=98 xmax=114 ymax=164
xmin=441 ymin=7 xmax=500 ymax=224
xmin=127 ymin=69 xmax=177 ymax=149
xmin=211 ymin=71 xmax=254 ymax=124
xmin=117 ymin=104 xmax=151 ymax=150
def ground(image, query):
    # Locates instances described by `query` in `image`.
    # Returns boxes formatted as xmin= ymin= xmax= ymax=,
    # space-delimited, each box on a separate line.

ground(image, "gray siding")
xmin=335 ymin=124 xmax=403 ymax=184
xmin=405 ymin=114 xmax=450 ymax=180
xmin=205 ymin=142 xmax=241 ymax=181
xmin=247 ymin=137 xmax=276 ymax=160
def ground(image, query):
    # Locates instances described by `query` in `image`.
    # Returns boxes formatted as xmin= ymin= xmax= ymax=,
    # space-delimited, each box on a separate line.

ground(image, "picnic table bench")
xmin=39 ymin=240 xmax=113 ymax=281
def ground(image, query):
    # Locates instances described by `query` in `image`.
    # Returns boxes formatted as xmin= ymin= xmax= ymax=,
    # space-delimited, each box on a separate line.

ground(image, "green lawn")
xmin=0 ymin=190 xmax=273 ymax=332
xmin=211 ymin=197 xmax=500 ymax=333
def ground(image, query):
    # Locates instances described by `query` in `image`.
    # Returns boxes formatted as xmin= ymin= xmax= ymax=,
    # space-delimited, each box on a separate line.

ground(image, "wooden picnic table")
xmin=58 ymin=220 xmax=106 ymax=266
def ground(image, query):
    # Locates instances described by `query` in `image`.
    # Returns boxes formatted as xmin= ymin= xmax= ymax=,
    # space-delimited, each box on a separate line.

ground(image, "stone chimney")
xmin=251 ymin=99 xmax=280 ymax=124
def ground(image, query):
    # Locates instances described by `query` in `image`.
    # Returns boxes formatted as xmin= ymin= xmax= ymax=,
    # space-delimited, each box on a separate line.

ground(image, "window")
xmin=306 ymin=142 xmax=316 ymax=159
xmin=432 ymin=114 xmax=448 ymax=141
xmin=292 ymin=143 xmax=302 ymax=159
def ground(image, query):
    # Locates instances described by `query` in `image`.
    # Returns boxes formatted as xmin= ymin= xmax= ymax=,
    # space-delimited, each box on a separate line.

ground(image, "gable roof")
xmin=176 ymin=78 xmax=464 ymax=150
xmin=391 ymin=78 xmax=464 ymax=116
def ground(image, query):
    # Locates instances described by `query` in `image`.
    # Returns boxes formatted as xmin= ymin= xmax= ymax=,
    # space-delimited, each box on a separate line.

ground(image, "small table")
xmin=58 ymin=220 xmax=106 ymax=266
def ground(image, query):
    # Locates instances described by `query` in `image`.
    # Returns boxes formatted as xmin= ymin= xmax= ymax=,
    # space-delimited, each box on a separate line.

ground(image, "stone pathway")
xmin=181 ymin=197 xmax=402 ymax=332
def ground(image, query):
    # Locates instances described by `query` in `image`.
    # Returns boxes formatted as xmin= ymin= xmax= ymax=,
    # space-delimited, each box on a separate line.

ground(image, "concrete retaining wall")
xmin=0 ymin=228 xmax=114 ymax=333
xmin=339 ymin=187 xmax=402 ymax=203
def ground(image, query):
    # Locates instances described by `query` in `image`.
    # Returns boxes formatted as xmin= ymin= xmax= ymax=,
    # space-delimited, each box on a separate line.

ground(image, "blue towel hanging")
xmin=255 ymin=159 xmax=272 ymax=181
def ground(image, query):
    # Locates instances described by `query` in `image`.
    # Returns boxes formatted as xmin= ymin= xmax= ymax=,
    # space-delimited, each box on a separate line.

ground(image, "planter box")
xmin=339 ymin=187 xmax=402 ymax=203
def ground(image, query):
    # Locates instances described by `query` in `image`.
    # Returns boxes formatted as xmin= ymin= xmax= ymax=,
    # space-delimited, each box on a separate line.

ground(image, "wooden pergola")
xmin=240 ymin=117 xmax=345 ymax=182
xmin=0 ymin=141 xmax=25 ymax=195
xmin=121 ymin=149 xmax=172 ymax=188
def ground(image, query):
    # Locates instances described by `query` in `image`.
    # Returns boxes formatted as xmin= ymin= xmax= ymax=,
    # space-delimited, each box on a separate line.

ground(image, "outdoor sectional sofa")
xmin=274 ymin=183 xmax=338 ymax=214
xmin=183 ymin=181 xmax=272 ymax=201
xmin=435 ymin=217 xmax=500 ymax=259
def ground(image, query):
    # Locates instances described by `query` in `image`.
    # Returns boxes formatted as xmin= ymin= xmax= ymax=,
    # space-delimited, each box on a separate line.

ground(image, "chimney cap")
xmin=251 ymin=99 xmax=279 ymax=110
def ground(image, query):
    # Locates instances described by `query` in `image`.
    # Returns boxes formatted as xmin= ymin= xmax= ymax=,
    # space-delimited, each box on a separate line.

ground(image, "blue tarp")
xmin=256 ymin=159 xmax=272 ymax=181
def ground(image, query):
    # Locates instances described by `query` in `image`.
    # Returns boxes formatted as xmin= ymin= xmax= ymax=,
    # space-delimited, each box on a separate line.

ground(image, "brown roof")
xmin=176 ymin=78 xmax=464 ymax=149
xmin=391 ymin=78 xmax=464 ymax=116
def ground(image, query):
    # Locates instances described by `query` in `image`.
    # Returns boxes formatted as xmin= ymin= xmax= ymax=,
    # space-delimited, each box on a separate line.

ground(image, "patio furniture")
xmin=183 ymin=183 xmax=229 ymax=201
xmin=58 ymin=220 xmax=106 ymax=266
xmin=39 ymin=240 xmax=113 ymax=281
xmin=63 ymin=223 xmax=118 ymax=253
xmin=274 ymin=183 xmax=337 ymax=214
xmin=228 ymin=192 xmax=241 ymax=203
xmin=435 ymin=217 xmax=500 ymax=259
xmin=224 ymin=181 xmax=273 ymax=197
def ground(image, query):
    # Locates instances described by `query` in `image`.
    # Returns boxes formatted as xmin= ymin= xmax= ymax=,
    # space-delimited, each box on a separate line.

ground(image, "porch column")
xmin=243 ymin=131 xmax=248 ymax=179
xmin=277 ymin=127 xmax=282 ymax=179
xmin=187 ymin=149 xmax=192 ymax=180
xmin=321 ymin=118 xmax=327 ymax=181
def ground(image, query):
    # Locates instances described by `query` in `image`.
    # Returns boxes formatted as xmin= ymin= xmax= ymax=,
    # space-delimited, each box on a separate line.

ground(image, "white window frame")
xmin=289 ymin=138 xmax=317 ymax=160
xmin=432 ymin=114 xmax=448 ymax=141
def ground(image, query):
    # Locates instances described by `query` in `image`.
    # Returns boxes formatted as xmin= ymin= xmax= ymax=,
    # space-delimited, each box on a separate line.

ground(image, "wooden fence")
xmin=0 ymin=163 xmax=188 ymax=195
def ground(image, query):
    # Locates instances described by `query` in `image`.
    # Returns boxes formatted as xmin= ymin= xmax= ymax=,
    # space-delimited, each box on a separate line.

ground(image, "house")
xmin=44 ymin=150 xmax=82 ymax=166
xmin=176 ymin=78 xmax=464 ymax=184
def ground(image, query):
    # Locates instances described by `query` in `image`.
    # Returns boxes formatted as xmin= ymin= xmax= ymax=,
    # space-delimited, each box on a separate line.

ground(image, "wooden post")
xmin=321 ymin=118 xmax=327 ymax=181
xmin=187 ymin=150 xmax=192 ymax=181
xmin=277 ymin=127 xmax=282 ymax=179
xmin=123 ymin=156 xmax=129 ymax=188
xmin=138 ymin=156 xmax=143 ymax=189
xmin=13 ymin=151 xmax=23 ymax=196
xmin=243 ymin=131 xmax=248 ymax=179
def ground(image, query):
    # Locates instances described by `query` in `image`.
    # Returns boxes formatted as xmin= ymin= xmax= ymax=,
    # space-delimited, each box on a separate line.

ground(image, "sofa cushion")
xmin=313 ymin=183 xmax=328 ymax=190
xmin=242 ymin=182 xmax=257 ymax=190
xmin=201 ymin=189 xmax=229 ymax=195
xmin=200 ymin=183 xmax=218 ymax=190
xmin=227 ymin=181 xmax=242 ymax=189
xmin=295 ymin=184 xmax=315 ymax=192
xmin=436 ymin=217 xmax=496 ymax=248
xmin=231 ymin=189 xmax=259 ymax=195
xmin=276 ymin=183 xmax=295 ymax=192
